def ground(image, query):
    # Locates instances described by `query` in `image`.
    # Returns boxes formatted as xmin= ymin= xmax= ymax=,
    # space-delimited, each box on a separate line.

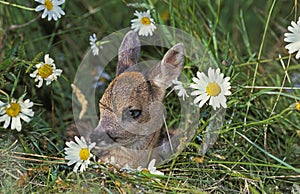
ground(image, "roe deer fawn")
xmin=71 ymin=31 xmax=184 ymax=167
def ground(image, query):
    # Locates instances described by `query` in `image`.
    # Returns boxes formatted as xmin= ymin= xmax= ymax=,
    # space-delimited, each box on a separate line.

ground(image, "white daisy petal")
xmin=66 ymin=141 xmax=81 ymax=149
xmin=65 ymin=153 xmax=80 ymax=160
xmin=172 ymin=79 xmax=189 ymax=101
xmin=67 ymin=159 xmax=78 ymax=166
xmin=285 ymin=41 xmax=300 ymax=53
xmin=209 ymin=96 xmax=218 ymax=109
xmin=45 ymin=80 xmax=51 ymax=85
xmin=0 ymin=108 xmax=5 ymax=115
xmin=79 ymin=162 xmax=87 ymax=172
xmin=191 ymin=77 xmax=200 ymax=85
xmin=58 ymin=8 xmax=65 ymax=16
xmin=23 ymin=99 xmax=34 ymax=108
xmin=75 ymin=136 xmax=86 ymax=147
xmin=80 ymin=136 xmax=87 ymax=145
xmin=73 ymin=161 xmax=81 ymax=173
xmin=0 ymin=114 xmax=8 ymax=122
xmin=147 ymin=159 xmax=164 ymax=175
xmin=54 ymin=0 xmax=65 ymax=6
xmin=35 ymin=5 xmax=45 ymax=12
xmin=219 ymin=96 xmax=227 ymax=108
xmin=194 ymin=93 xmax=209 ymax=105
xmin=190 ymin=82 xmax=206 ymax=91
xmin=44 ymin=54 xmax=52 ymax=63
xmin=11 ymin=116 xmax=18 ymax=130
xmin=296 ymin=50 xmax=300 ymax=59
xmin=2 ymin=115 xmax=11 ymax=128
xmin=19 ymin=113 xmax=32 ymax=123
xmin=198 ymin=94 xmax=210 ymax=108
xmin=89 ymin=33 xmax=101 ymax=56
xmin=284 ymin=17 xmax=300 ymax=59
xmin=36 ymin=78 xmax=43 ymax=88
xmin=190 ymin=90 xmax=205 ymax=96
xmin=89 ymin=142 xmax=96 ymax=149
xmin=41 ymin=9 xmax=48 ymax=19
xmin=208 ymin=68 xmax=214 ymax=80
xmin=224 ymin=90 xmax=232 ymax=96
xmin=52 ymin=13 xmax=58 ymax=21
xmin=14 ymin=116 xmax=22 ymax=131
xmin=20 ymin=108 xmax=34 ymax=117
xmin=199 ymin=95 xmax=209 ymax=108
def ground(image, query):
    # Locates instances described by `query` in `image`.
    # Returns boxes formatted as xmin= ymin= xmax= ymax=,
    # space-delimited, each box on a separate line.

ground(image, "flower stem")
xmin=0 ymin=89 xmax=10 ymax=102
xmin=0 ymin=0 xmax=35 ymax=11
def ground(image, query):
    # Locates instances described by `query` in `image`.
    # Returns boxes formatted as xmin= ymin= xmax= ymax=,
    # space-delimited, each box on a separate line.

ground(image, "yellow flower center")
xmin=141 ymin=17 xmax=151 ymax=25
xmin=79 ymin=148 xmax=90 ymax=161
xmin=98 ymin=76 xmax=107 ymax=83
xmin=44 ymin=0 xmax=53 ymax=11
xmin=5 ymin=102 xmax=21 ymax=117
xmin=38 ymin=64 xmax=53 ymax=78
xmin=296 ymin=101 xmax=300 ymax=111
xmin=206 ymin=82 xmax=221 ymax=96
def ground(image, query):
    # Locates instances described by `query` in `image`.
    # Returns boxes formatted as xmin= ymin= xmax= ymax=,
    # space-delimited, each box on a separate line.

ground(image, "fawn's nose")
xmin=90 ymin=129 xmax=115 ymax=146
xmin=90 ymin=117 xmax=123 ymax=145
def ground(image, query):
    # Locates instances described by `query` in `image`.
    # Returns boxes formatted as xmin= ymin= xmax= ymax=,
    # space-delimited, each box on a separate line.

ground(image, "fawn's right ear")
xmin=150 ymin=43 xmax=184 ymax=89
xmin=116 ymin=31 xmax=140 ymax=76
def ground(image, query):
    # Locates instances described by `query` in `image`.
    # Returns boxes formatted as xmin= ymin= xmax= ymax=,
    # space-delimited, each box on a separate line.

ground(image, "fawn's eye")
xmin=129 ymin=109 xmax=141 ymax=119
xmin=122 ymin=107 xmax=142 ymax=121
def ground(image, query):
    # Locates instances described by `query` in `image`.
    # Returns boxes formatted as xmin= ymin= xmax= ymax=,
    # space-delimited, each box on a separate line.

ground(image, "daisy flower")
xmin=89 ymin=33 xmax=103 ymax=56
xmin=120 ymin=163 xmax=137 ymax=173
xmin=147 ymin=159 xmax=164 ymax=175
xmin=291 ymin=73 xmax=300 ymax=88
xmin=35 ymin=0 xmax=65 ymax=21
xmin=64 ymin=136 xmax=96 ymax=173
xmin=92 ymin=66 xmax=111 ymax=88
xmin=30 ymin=54 xmax=63 ymax=88
xmin=131 ymin=10 xmax=156 ymax=36
xmin=284 ymin=17 xmax=300 ymax=59
xmin=190 ymin=67 xmax=231 ymax=110
xmin=172 ymin=79 xmax=189 ymax=101
xmin=137 ymin=159 xmax=164 ymax=175
xmin=0 ymin=96 xmax=34 ymax=131
xmin=296 ymin=101 xmax=300 ymax=111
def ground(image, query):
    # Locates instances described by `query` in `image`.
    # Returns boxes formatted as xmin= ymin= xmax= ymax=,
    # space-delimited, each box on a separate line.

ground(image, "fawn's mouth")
xmin=106 ymin=131 xmax=120 ymax=142
xmin=106 ymin=131 xmax=136 ymax=144
xmin=105 ymin=130 xmax=140 ymax=145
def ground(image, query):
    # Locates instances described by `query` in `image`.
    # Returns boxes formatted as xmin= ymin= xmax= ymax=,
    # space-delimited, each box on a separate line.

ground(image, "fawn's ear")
xmin=150 ymin=43 xmax=184 ymax=88
xmin=116 ymin=31 xmax=140 ymax=75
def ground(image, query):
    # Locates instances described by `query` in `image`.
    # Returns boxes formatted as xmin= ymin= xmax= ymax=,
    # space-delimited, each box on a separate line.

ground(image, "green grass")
xmin=1 ymin=0 xmax=300 ymax=193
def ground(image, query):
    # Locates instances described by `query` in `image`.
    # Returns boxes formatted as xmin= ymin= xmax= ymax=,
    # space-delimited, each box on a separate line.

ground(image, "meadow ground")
xmin=0 ymin=0 xmax=300 ymax=193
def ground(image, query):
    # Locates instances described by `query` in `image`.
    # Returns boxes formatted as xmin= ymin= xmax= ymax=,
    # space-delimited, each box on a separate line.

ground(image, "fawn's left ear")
xmin=116 ymin=31 xmax=141 ymax=76
xmin=150 ymin=43 xmax=184 ymax=88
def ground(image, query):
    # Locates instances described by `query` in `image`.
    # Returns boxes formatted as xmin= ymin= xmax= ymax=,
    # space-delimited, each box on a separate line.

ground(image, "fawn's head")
xmin=90 ymin=31 xmax=184 ymax=150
